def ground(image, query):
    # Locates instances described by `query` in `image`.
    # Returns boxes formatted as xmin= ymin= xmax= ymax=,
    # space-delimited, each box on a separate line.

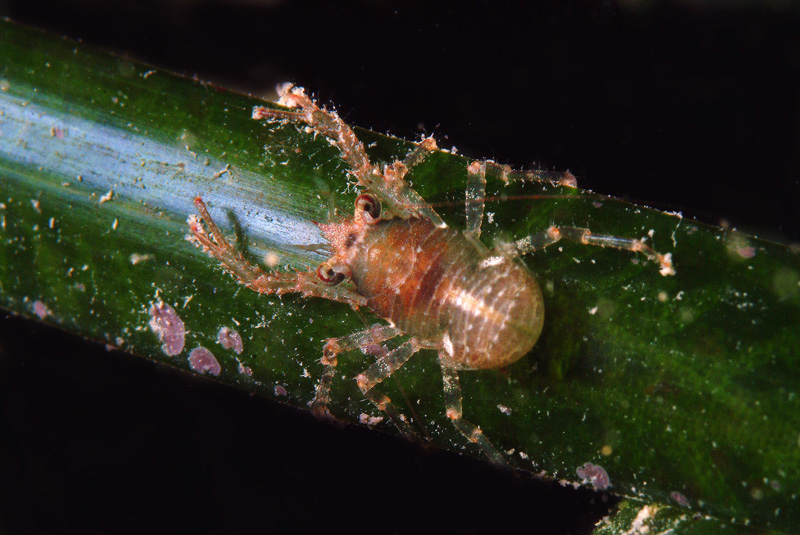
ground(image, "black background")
xmin=1 ymin=1 xmax=799 ymax=533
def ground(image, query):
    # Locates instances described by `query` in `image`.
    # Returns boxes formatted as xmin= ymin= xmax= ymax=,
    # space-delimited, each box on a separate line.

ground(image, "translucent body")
xmin=190 ymin=84 xmax=673 ymax=465
xmin=349 ymin=217 xmax=544 ymax=369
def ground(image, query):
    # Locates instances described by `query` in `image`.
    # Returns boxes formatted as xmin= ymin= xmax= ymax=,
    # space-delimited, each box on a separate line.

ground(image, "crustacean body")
xmin=189 ymin=84 xmax=673 ymax=464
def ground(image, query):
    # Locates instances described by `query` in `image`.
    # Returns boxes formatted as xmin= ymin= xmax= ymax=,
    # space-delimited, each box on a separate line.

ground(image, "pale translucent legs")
xmin=191 ymin=198 xmax=423 ymax=437
xmin=465 ymin=159 xmax=578 ymax=240
xmin=310 ymin=321 xmax=420 ymax=437
xmin=318 ymin=330 xmax=511 ymax=465
xmin=355 ymin=340 xmax=422 ymax=438
xmin=439 ymin=354 xmax=508 ymax=466
xmin=513 ymin=226 xmax=675 ymax=276
xmin=463 ymin=160 xmax=675 ymax=275
xmin=253 ymin=85 xmax=444 ymax=226
xmin=189 ymin=197 xmax=367 ymax=307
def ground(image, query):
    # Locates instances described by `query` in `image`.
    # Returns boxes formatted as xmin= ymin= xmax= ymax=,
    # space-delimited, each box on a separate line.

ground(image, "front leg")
xmin=253 ymin=85 xmax=446 ymax=226
xmin=189 ymin=197 xmax=368 ymax=307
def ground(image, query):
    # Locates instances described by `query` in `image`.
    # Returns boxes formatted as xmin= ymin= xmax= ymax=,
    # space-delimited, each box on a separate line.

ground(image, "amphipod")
xmin=189 ymin=85 xmax=674 ymax=465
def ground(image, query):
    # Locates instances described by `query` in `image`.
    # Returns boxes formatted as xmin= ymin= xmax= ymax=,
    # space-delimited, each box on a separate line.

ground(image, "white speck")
xmin=442 ymin=332 xmax=454 ymax=357
xmin=31 ymin=199 xmax=41 ymax=213
xmin=623 ymin=505 xmax=659 ymax=535
xmin=48 ymin=217 xmax=55 ymax=229
xmin=112 ymin=218 xmax=118 ymax=230
xmin=359 ymin=413 xmax=384 ymax=426
xmin=497 ymin=404 xmax=512 ymax=415
xmin=588 ymin=306 xmax=598 ymax=315
xmin=480 ymin=256 xmax=505 ymax=268
xmin=99 ymin=190 xmax=113 ymax=203
xmin=129 ymin=253 xmax=153 ymax=265
xmin=659 ymin=253 xmax=676 ymax=276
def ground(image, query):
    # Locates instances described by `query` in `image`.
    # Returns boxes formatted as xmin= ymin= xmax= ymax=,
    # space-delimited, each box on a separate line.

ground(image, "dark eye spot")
xmin=345 ymin=233 xmax=356 ymax=248
xmin=355 ymin=193 xmax=381 ymax=223
xmin=316 ymin=262 xmax=347 ymax=285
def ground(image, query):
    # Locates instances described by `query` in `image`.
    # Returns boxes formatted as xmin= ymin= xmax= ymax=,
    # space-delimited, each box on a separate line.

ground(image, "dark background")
xmin=1 ymin=1 xmax=799 ymax=533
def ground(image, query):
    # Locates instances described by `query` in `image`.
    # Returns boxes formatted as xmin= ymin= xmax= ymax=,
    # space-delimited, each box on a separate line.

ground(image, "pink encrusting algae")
xmin=576 ymin=462 xmax=610 ymax=490
xmin=188 ymin=347 xmax=221 ymax=376
xmin=32 ymin=300 xmax=51 ymax=320
xmin=217 ymin=326 xmax=244 ymax=354
xmin=148 ymin=302 xmax=185 ymax=356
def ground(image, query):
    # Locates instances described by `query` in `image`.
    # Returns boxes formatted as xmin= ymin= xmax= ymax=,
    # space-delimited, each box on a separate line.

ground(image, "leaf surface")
xmin=1 ymin=20 xmax=798 ymax=534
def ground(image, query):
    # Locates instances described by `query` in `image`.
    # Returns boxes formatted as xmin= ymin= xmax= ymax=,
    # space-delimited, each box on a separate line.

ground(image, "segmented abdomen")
xmin=349 ymin=218 xmax=544 ymax=369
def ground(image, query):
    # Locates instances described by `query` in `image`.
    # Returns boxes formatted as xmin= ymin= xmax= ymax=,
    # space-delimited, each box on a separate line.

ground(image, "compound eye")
xmin=316 ymin=262 xmax=348 ymax=286
xmin=355 ymin=193 xmax=381 ymax=224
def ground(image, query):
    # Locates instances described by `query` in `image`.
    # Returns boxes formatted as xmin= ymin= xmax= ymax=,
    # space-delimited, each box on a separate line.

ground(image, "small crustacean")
xmin=189 ymin=84 xmax=674 ymax=465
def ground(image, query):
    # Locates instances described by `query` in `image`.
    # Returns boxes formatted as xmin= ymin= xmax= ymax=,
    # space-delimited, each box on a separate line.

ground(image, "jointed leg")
xmin=400 ymin=137 xmax=438 ymax=175
xmin=356 ymin=339 xmax=422 ymax=438
xmin=383 ymin=137 xmax=438 ymax=184
xmin=465 ymin=160 xmax=577 ymax=241
xmin=469 ymin=159 xmax=578 ymax=188
xmin=189 ymin=197 xmax=368 ymax=306
xmin=253 ymin=86 xmax=377 ymax=184
xmin=380 ymin=136 xmax=447 ymax=225
xmin=438 ymin=354 xmax=508 ymax=466
xmin=464 ymin=161 xmax=488 ymax=240
xmin=512 ymin=225 xmax=675 ymax=276
xmin=310 ymin=324 xmax=401 ymax=415
xmin=253 ymin=85 xmax=446 ymax=226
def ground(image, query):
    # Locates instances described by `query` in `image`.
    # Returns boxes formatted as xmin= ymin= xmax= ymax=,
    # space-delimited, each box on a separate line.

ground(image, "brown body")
xmin=192 ymin=84 xmax=672 ymax=465
xmin=347 ymin=218 xmax=544 ymax=370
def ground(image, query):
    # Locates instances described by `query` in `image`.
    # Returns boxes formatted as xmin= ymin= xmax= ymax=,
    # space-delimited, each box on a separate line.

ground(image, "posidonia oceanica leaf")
xmin=0 ymin=20 xmax=798 ymax=534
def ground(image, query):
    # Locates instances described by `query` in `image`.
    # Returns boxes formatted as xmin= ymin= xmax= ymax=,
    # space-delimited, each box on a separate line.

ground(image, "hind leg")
xmin=438 ymin=353 xmax=508 ymax=466
xmin=310 ymin=324 xmax=401 ymax=415
xmin=512 ymin=225 xmax=675 ymax=276
xmin=355 ymin=339 xmax=422 ymax=439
